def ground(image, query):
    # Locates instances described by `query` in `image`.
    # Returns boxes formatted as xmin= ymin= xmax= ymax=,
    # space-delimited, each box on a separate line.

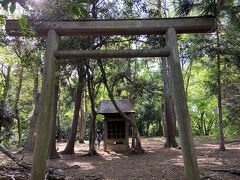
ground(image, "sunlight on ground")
xmin=66 ymin=161 xmax=96 ymax=170
xmin=0 ymin=138 xmax=239 ymax=179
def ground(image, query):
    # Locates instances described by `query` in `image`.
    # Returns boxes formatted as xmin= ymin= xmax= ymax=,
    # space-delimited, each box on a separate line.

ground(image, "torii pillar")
xmin=31 ymin=30 xmax=59 ymax=180
xmin=166 ymin=27 xmax=200 ymax=180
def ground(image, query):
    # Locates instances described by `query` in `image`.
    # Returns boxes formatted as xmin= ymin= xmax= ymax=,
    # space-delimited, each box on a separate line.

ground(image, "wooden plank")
xmin=54 ymin=49 xmax=170 ymax=59
xmin=166 ymin=27 xmax=200 ymax=180
xmin=31 ymin=30 xmax=59 ymax=180
xmin=6 ymin=16 xmax=216 ymax=36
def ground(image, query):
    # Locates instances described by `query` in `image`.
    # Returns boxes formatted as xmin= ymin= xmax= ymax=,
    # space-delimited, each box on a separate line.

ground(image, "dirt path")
xmin=1 ymin=138 xmax=240 ymax=179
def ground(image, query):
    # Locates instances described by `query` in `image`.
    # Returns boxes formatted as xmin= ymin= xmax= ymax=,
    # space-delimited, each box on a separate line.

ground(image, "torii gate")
xmin=6 ymin=16 xmax=216 ymax=180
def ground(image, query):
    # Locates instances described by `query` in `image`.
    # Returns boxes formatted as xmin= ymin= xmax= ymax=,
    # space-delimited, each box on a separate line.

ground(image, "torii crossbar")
xmin=6 ymin=16 xmax=216 ymax=180
xmin=6 ymin=16 xmax=216 ymax=36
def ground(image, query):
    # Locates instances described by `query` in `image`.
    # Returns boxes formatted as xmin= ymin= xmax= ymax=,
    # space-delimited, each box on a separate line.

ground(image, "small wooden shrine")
xmin=97 ymin=99 xmax=135 ymax=151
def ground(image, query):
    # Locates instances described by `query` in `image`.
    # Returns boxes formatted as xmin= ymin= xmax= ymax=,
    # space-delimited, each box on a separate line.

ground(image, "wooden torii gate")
xmin=6 ymin=16 xmax=216 ymax=180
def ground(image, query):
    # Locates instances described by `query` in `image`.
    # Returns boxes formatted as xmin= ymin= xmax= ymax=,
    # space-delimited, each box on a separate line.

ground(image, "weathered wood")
xmin=6 ymin=17 xmax=216 ymax=36
xmin=55 ymin=49 xmax=170 ymax=60
xmin=31 ymin=30 xmax=59 ymax=180
xmin=166 ymin=28 xmax=200 ymax=180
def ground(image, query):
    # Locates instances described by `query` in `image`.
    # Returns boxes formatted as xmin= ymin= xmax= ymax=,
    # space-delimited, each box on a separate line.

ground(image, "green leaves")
xmin=0 ymin=0 xmax=28 ymax=13
xmin=18 ymin=16 xmax=27 ymax=30
xmin=0 ymin=0 xmax=16 ymax=13
xmin=78 ymin=5 xmax=88 ymax=17
xmin=67 ymin=0 xmax=89 ymax=17
xmin=17 ymin=16 xmax=35 ymax=36
xmin=0 ymin=15 xmax=5 ymax=24
xmin=1 ymin=0 xmax=11 ymax=11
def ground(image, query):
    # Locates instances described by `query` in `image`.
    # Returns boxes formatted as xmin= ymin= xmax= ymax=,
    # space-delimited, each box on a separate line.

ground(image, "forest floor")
xmin=0 ymin=137 xmax=240 ymax=180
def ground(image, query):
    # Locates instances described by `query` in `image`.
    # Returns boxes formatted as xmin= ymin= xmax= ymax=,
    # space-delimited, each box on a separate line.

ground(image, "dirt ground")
xmin=0 ymin=137 xmax=240 ymax=180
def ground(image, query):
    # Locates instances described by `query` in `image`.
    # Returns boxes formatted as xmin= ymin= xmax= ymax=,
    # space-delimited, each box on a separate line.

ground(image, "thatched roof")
xmin=97 ymin=99 xmax=135 ymax=114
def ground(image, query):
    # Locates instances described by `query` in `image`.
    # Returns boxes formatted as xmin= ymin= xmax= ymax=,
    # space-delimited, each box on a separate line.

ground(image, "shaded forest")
xmin=0 ymin=0 xmax=240 ymax=179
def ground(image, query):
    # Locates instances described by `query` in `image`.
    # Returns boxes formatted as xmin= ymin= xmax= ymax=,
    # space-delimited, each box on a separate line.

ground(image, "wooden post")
xmin=166 ymin=27 xmax=200 ymax=180
xmin=31 ymin=30 xmax=59 ymax=180
xmin=131 ymin=113 xmax=136 ymax=148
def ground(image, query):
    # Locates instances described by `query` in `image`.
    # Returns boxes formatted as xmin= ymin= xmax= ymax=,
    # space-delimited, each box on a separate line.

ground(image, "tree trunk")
xmin=162 ymin=58 xmax=178 ymax=148
xmin=14 ymin=67 xmax=24 ymax=147
xmin=0 ymin=124 xmax=2 ymax=143
xmin=2 ymin=66 xmax=11 ymax=103
xmin=166 ymin=28 xmax=200 ymax=180
xmin=78 ymin=91 xmax=86 ymax=143
xmin=31 ymin=30 xmax=58 ymax=180
xmin=162 ymin=103 xmax=167 ymax=137
xmin=25 ymin=66 xmax=39 ymax=152
xmin=159 ymin=61 xmax=167 ymax=137
xmin=160 ymin=103 xmax=167 ymax=137
xmin=184 ymin=59 xmax=194 ymax=95
xmin=200 ymin=112 xmax=205 ymax=136
xmin=86 ymin=67 xmax=97 ymax=155
xmin=49 ymin=76 xmax=60 ymax=159
xmin=0 ymin=65 xmax=12 ymax=144
xmin=57 ymin=96 xmax=61 ymax=142
xmin=157 ymin=105 xmax=163 ymax=136
xmin=216 ymin=25 xmax=226 ymax=151
xmin=62 ymin=66 xmax=85 ymax=154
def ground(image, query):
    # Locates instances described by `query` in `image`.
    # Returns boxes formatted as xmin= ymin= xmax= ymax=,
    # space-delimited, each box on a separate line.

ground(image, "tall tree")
xmin=49 ymin=76 xmax=60 ymax=159
xmin=78 ymin=88 xmax=86 ymax=143
xmin=214 ymin=0 xmax=226 ymax=151
xmin=62 ymin=65 xmax=86 ymax=154
xmin=216 ymin=22 xmax=226 ymax=151
xmin=162 ymin=58 xmax=178 ymax=148
xmin=86 ymin=63 xmax=97 ymax=155
xmin=25 ymin=65 xmax=40 ymax=152
xmin=14 ymin=66 xmax=24 ymax=147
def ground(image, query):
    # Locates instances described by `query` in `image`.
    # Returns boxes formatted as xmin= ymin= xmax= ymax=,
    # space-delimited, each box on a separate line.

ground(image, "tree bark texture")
xmin=62 ymin=66 xmax=85 ymax=154
xmin=57 ymin=98 xmax=61 ymax=142
xmin=216 ymin=26 xmax=226 ymax=151
xmin=166 ymin=28 xmax=200 ymax=180
xmin=2 ymin=66 xmax=11 ymax=103
xmin=78 ymin=92 xmax=86 ymax=143
xmin=14 ymin=67 xmax=24 ymax=147
xmin=0 ymin=65 xmax=11 ymax=143
xmin=31 ymin=30 xmax=58 ymax=180
xmin=25 ymin=93 xmax=40 ymax=152
xmin=25 ymin=66 xmax=39 ymax=151
xmin=86 ymin=67 xmax=97 ymax=155
xmin=162 ymin=58 xmax=178 ymax=148
xmin=49 ymin=76 xmax=60 ymax=159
